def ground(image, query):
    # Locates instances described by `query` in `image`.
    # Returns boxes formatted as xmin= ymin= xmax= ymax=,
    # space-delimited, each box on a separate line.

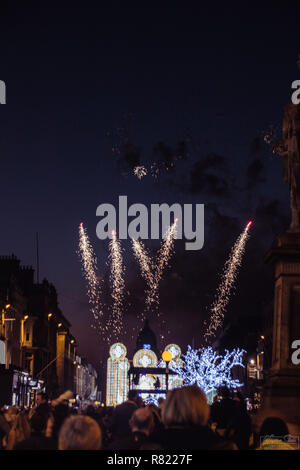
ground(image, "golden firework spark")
xmin=133 ymin=165 xmax=148 ymax=179
xmin=204 ymin=221 xmax=252 ymax=343
xmin=108 ymin=230 xmax=125 ymax=338
xmin=131 ymin=220 xmax=178 ymax=337
xmin=78 ymin=223 xmax=104 ymax=332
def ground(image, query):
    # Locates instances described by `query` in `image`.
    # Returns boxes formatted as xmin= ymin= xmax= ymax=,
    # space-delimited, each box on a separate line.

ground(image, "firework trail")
xmin=204 ymin=221 xmax=252 ymax=343
xmin=78 ymin=223 xmax=104 ymax=331
xmin=131 ymin=239 xmax=154 ymax=326
xmin=108 ymin=230 xmax=125 ymax=338
xmin=132 ymin=220 xmax=178 ymax=336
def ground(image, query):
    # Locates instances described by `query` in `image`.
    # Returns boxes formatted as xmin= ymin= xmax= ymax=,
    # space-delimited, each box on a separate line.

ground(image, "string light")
xmin=171 ymin=345 xmax=245 ymax=397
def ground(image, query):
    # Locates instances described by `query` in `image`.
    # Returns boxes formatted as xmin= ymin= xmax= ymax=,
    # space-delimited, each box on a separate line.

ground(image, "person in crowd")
xmin=147 ymin=404 xmax=164 ymax=434
xmin=157 ymin=397 xmax=165 ymax=417
xmin=58 ymin=415 xmax=102 ymax=450
xmin=50 ymin=403 xmax=70 ymax=445
xmin=0 ymin=405 xmax=11 ymax=450
xmin=35 ymin=392 xmax=50 ymax=415
xmin=210 ymin=386 xmax=251 ymax=449
xmin=108 ymin=407 xmax=154 ymax=450
xmin=257 ymin=417 xmax=295 ymax=450
xmin=101 ymin=407 xmax=114 ymax=448
xmin=154 ymin=385 xmax=237 ymax=450
xmin=85 ymin=405 xmax=102 ymax=429
xmin=6 ymin=411 xmax=31 ymax=450
xmin=111 ymin=390 xmax=139 ymax=438
xmin=4 ymin=406 xmax=18 ymax=426
xmin=14 ymin=408 xmax=56 ymax=450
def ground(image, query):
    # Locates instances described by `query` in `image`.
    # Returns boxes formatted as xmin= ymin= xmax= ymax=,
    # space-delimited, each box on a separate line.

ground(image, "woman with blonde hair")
xmin=6 ymin=412 xmax=31 ymax=450
xmin=156 ymin=385 xmax=237 ymax=450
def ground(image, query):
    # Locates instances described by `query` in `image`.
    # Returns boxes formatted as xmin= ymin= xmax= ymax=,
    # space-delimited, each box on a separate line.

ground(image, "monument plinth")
xmin=260 ymin=56 xmax=300 ymax=435
xmin=263 ymin=232 xmax=300 ymax=427
xmin=261 ymin=61 xmax=300 ymax=429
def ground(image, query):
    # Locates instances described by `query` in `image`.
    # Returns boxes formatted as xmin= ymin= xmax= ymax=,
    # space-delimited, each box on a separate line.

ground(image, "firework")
xmin=154 ymin=219 xmax=178 ymax=289
xmin=78 ymin=223 xmax=104 ymax=330
xmin=108 ymin=230 xmax=125 ymax=338
xmin=131 ymin=220 xmax=177 ymax=337
xmin=133 ymin=165 xmax=147 ymax=180
xmin=204 ymin=221 xmax=252 ymax=343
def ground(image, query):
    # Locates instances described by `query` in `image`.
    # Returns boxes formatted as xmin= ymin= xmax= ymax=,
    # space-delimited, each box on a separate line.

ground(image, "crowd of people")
xmin=0 ymin=386 xmax=296 ymax=451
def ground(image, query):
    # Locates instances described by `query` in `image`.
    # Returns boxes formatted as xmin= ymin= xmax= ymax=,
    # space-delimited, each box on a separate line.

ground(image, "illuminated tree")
xmin=171 ymin=345 xmax=245 ymax=396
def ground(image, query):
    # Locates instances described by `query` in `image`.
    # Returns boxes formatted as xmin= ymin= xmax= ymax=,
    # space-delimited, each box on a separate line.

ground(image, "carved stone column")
xmin=261 ymin=232 xmax=300 ymax=429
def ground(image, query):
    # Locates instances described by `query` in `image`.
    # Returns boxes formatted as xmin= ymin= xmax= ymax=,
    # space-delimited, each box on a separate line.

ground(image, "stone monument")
xmin=261 ymin=59 xmax=300 ymax=433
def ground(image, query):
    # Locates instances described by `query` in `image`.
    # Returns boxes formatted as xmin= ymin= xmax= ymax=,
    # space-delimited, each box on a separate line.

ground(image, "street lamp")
xmin=162 ymin=350 xmax=172 ymax=395
xmin=20 ymin=315 xmax=29 ymax=346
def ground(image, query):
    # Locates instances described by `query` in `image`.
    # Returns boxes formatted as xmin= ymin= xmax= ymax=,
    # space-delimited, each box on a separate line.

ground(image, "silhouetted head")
xmin=162 ymin=385 xmax=209 ymax=428
xmin=58 ymin=415 xmax=102 ymax=450
xmin=129 ymin=408 xmax=154 ymax=436
xmin=260 ymin=417 xmax=289 ymax=441
xmin=128 ymin=390 xmax=139 ymax=402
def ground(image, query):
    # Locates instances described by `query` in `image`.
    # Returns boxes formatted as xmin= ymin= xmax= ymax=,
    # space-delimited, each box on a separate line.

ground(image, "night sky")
xmin=1 ymin=3 xmax=300 ymax=372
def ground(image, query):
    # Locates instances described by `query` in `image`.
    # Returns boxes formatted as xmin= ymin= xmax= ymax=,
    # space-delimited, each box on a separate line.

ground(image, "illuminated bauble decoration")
xmin=109 ymin=343 xmax=127 ymax=360
xmin=164 ymin=344 xmax=181 ymax=361
xmin=133 ymin=349 xmax=157 ymax=368
xmin=162 ymin=350 xmax=172 ymax=363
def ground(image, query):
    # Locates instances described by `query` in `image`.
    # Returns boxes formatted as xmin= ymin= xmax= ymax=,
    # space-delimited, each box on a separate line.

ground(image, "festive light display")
xmin=171 ymin=345 xmax=245 ymax=400
xmin=133 ymin=348 xmax=158 ymax=368
xmin=106 ymin=343 xmax=129 ymax=406
xmin=204 ymin=221 xmax=252 ymax=342
xmin=78 ymin=223 xmax=104 ymax=332
xmin=108 ymin=230 xmax=125 ymax=337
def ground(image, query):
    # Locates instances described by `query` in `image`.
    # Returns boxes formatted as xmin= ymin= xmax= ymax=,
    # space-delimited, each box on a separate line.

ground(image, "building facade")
xmin=0 ymin=254 xmax=98 ymax=406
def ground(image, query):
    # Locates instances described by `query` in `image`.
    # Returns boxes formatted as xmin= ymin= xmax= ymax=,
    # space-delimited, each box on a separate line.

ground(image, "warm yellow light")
xmin=101 ymin=403 xmax=105 ymax=407
xmin=5 ymin=304 xmax=11 ymax=309
xmin=48 ymin=313 xmax=52 ymax=318
xmin=24 ymin=315 xmax=29 ymax=320
xmin=73 ymin=361 xmax=76 ymax=365
xmin=260 ymin=335 xmax=265 ymax=340
xmin=58 ymin=323 xmax=62 ymax=327
xmin=77 ymin=365 xmax=80 ymax=369
xmin=162 ymin=351 xmax=172 ymax=363
xmin=70 ymin=340 xmax=75 ymax=344
xmin=250 ymin=359 xmax=255 ymax=365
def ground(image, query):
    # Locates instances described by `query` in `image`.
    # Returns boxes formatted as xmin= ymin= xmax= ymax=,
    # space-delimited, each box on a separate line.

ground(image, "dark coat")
xmin=14 ymin=433 xmax=57 ymax=450
xmin=108 ymin=431 xmax=150 ymax=450
xmin=153 ymin=425 xmax=237 ymax=450
xmin=111 ymin=400 xmax=138 ymax=437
